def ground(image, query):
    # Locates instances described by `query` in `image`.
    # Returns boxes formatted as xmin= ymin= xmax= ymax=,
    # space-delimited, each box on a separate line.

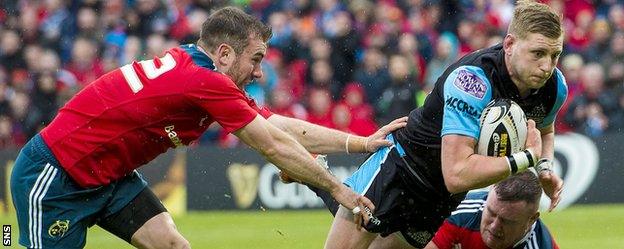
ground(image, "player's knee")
xmin=134 ymin=229 xmax=190 ymax=249
xmin=166 ymin=235 xmax=190 ymax=249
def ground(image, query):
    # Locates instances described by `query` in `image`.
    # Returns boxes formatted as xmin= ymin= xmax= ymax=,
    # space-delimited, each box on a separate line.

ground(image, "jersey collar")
xmin=513 ymin=222 xmax=537 ymax=248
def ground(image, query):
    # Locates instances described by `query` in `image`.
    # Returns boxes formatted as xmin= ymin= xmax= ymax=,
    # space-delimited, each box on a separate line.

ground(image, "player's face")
xmin=227 ymin=37 xmax=267 ymax=90
xmin=504 ymin=32 xmax=563 ymax=92
xmin=480 ymin=193 xmax=539 ymax=249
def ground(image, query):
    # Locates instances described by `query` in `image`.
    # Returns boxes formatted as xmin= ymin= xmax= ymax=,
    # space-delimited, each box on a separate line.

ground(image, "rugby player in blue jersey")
xmin=283 ymin=1 xmax=567 ymax=248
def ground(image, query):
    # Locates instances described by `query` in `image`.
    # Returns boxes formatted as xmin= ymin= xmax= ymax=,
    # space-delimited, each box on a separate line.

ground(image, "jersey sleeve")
xmin=539 ymin=68 xmax=568 ymax=129
xmin=431 ymin=220 xmax=462 ymax=249
xmin=441 ymin=66 xmax=493 ymax=139
xmin=248 ymin=98 xmax=273 ymax=119
xmin=185 ymin=72 xmax=259 ymax=134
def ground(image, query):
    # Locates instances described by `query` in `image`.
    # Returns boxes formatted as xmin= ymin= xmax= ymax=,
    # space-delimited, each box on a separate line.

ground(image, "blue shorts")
xmin=343 ymin=134 xmax=461 ymax=248
xmin=10 ymin=134 xmax=147 ymax=249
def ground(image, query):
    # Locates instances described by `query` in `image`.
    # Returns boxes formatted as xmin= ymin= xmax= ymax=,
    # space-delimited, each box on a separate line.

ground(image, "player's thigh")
xmin=131 ymin=212 xmax=189 ymax=249
xmin=369 ymin=233 xmax=417 ymax=249
xmin=97 ymin=187 xmax=187 ymax=249
xmin=324 ymin=205 xmax=377 ymax=249
xmin=11 ymin=139 xmax=107 ymax=248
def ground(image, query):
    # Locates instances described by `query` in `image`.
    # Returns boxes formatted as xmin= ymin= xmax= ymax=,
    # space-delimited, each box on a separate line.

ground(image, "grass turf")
xmin=0 ymin=204 xmax=622 ymax=248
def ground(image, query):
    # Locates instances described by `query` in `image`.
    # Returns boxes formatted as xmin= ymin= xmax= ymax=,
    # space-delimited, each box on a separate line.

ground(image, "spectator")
xmin=340 ymin=82 xmax=377 ymax=136
xmin=306 ymin=87 xmax=334 ymax=128
xmin=565 ymin=63 xmax=620 ymax=137
xmin=0 ymin=30 xmax=26 ymax=72
xmin=353 ymin=48 xmax=391 ymax=105
xmin=0 ymin=114 xmax=25 ymax=149
xmin=64 ymin=37 xmax=104 ymax=87
xmin=376 ymin=54 xmax=419 ymax=126
xmin=424 ymin=32 xmax=459 ymax=90
xmin=331 ymin=103 xmax=353 ymax=133
xmin=270 ymin=85 xmax=308 ymax=120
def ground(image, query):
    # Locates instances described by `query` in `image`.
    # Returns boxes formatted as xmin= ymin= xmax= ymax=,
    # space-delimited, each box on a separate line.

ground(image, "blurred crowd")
xmin=0 ymin=0 xmax=623 ymax=149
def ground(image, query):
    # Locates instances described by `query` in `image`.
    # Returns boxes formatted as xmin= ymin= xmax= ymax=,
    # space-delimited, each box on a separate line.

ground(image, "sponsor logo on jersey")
xmin=165 ymin=125 xmax=183 ymax=147
xmin=48 ymin=220 xmax=70 ymax=238
xmin=445 ymin=96 xmax=480 ymax=118
xmin=454 ymin=70 xmax=487 ymax=99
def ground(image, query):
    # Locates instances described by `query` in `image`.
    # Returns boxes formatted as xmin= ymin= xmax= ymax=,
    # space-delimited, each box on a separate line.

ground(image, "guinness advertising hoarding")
xmin=0 ymin=132 xmax=621 ymax=214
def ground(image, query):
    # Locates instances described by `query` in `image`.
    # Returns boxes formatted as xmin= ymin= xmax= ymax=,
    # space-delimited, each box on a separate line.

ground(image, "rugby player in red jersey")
xmin=425 ymin=172 xmax=559 ymax=249
xmin=367 ymin=172 xmax=559 ymax=249
xmin=10 ymin=7 xmax=406 ymax=249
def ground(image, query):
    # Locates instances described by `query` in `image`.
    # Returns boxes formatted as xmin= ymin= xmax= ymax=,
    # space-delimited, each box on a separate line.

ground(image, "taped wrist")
xmin=506 ymin=149 xmax=537 ymax=174
xmin=535 ymin=158 xmax=553 ymax=172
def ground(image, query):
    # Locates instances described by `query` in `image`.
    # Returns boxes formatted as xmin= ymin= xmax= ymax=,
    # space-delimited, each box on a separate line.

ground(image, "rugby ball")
xmin=477 ymin=99 xmax=527 ymax=157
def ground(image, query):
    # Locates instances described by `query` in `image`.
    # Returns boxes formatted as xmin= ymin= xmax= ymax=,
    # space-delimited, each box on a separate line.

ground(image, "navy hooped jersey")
xmin=393 ymin=44 xmax=567 ymax=195
xmin=431 ymin=191 xmax=559 ymax=249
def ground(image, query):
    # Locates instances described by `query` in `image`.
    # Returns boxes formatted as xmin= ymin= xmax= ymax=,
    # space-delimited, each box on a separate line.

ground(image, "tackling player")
xmin=289 ymin=1 xmax=567 ymax=248
xmin=370 ymin=172 xmax=560 ymax=249
xmin=10 ymin=7 xmax=406 ymax=249
xmin=425 ymin=172 xmax=559 ymax=249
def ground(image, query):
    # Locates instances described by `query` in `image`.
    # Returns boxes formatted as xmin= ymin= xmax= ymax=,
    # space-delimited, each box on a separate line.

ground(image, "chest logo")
xmin=454 ymin=70 xmax=487 ymax=99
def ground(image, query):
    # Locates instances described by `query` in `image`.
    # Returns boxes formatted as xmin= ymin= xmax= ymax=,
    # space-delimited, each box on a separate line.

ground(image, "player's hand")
xmin=330 ymin=184 xmax=375 ymax=229
xmin=539 ymin=170 xmax=563 ymax=211
xmin=525 ymin=120 xmax=542 ymax=159
xmin=364 ymin=117 xmax=408 ymax=152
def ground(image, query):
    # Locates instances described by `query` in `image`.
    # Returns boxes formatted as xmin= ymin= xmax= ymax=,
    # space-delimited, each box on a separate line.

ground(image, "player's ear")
xmin=216 ymin=43 xmax=235 ymax=66
xmin=503 ymin=34 xmax=515 ymax=56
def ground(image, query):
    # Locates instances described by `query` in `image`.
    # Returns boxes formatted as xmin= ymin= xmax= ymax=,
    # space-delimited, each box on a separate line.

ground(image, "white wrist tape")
xmin=535 ymin=158 xmax=553 ymax=172
xmin=505 ymin=149 xmax=536 ymax=174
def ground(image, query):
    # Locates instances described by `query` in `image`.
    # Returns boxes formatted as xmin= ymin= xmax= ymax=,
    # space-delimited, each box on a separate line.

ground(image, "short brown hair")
xmin=494 ymin=171 xmax=542 ymax=204
xmin=508 ymin=0 xmax=562 ymax=39
xmin=198 ymin=7 xmax=272 ymax=54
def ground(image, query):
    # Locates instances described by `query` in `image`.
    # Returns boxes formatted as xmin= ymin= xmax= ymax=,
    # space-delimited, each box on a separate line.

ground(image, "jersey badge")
xmin=454 ymin=70 xmax=487 ymax=99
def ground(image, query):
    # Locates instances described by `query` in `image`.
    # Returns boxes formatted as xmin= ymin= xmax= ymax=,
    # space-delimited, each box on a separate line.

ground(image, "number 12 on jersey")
xmin=120 ymin=53 xmax=177 ymax=93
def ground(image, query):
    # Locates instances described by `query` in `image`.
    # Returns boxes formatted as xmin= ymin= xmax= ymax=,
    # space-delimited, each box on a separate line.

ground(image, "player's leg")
xmin=131 ymin=212 xmax=189 ymax=249
xmin=97 ymin=186 xmax=189 ymax=249
xmin=324 ymin=205 xmax=377 ymax=249
xmin=324 ymin=143 xmax=403 ymax=248
xmin=368 ymin=233 xmax=417 ymax=249
xmin=10 ymin=135 xmax=109 ymax=248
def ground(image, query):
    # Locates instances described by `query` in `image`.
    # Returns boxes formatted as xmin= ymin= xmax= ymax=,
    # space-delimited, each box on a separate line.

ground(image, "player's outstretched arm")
xmin=267 ymin=114 xmax=408 ymax=154
xmin=234 ymin=114 xmax=375 ymax=222
xmin=441 ymin=120 xmax=543 ymax=193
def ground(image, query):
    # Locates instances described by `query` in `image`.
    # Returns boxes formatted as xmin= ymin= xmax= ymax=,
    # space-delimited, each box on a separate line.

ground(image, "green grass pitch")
xmin=0 ymin=204 xmax=622 ymax=248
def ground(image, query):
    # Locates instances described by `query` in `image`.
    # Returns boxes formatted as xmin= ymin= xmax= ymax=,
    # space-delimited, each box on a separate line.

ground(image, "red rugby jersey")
xmin=432 ymin=192 xmax=559 ymax=249
xmin=40 ymin=44 xmax=272 ymax=188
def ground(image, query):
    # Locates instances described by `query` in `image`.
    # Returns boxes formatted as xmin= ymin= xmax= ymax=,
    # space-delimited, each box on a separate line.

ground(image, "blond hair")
xmin=508 ymin=0 xmax=562 ymax=39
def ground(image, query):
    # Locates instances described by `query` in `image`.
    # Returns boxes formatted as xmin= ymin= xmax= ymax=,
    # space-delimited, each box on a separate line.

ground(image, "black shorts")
xmin=317 ymin=134 xmax=464 ymax=248
xmin=96 ymin=187 xmax=168 ymax=243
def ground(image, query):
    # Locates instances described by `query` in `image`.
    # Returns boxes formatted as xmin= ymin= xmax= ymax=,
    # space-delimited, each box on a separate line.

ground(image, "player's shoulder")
xmin=174 ymin=44 xmax=234 ymax=86
xmin=447 ymin=191 xmax=487 ymax=229
xmin=552 ymin=67 xmax=568 ymax=95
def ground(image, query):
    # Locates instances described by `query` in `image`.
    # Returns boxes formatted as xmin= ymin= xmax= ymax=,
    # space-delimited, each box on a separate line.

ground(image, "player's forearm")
xmin=235 ymin=115 xmax=343 ymax=192
xmin=264 ymin=132 xmax=342 ymax=192
xmin=444 ymin=154 xmax=512 ymax=193
xmin=268 ymin=115 xmax=366 ymax=154
xmin=540 ymin=130 xmax=555 ymax=160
